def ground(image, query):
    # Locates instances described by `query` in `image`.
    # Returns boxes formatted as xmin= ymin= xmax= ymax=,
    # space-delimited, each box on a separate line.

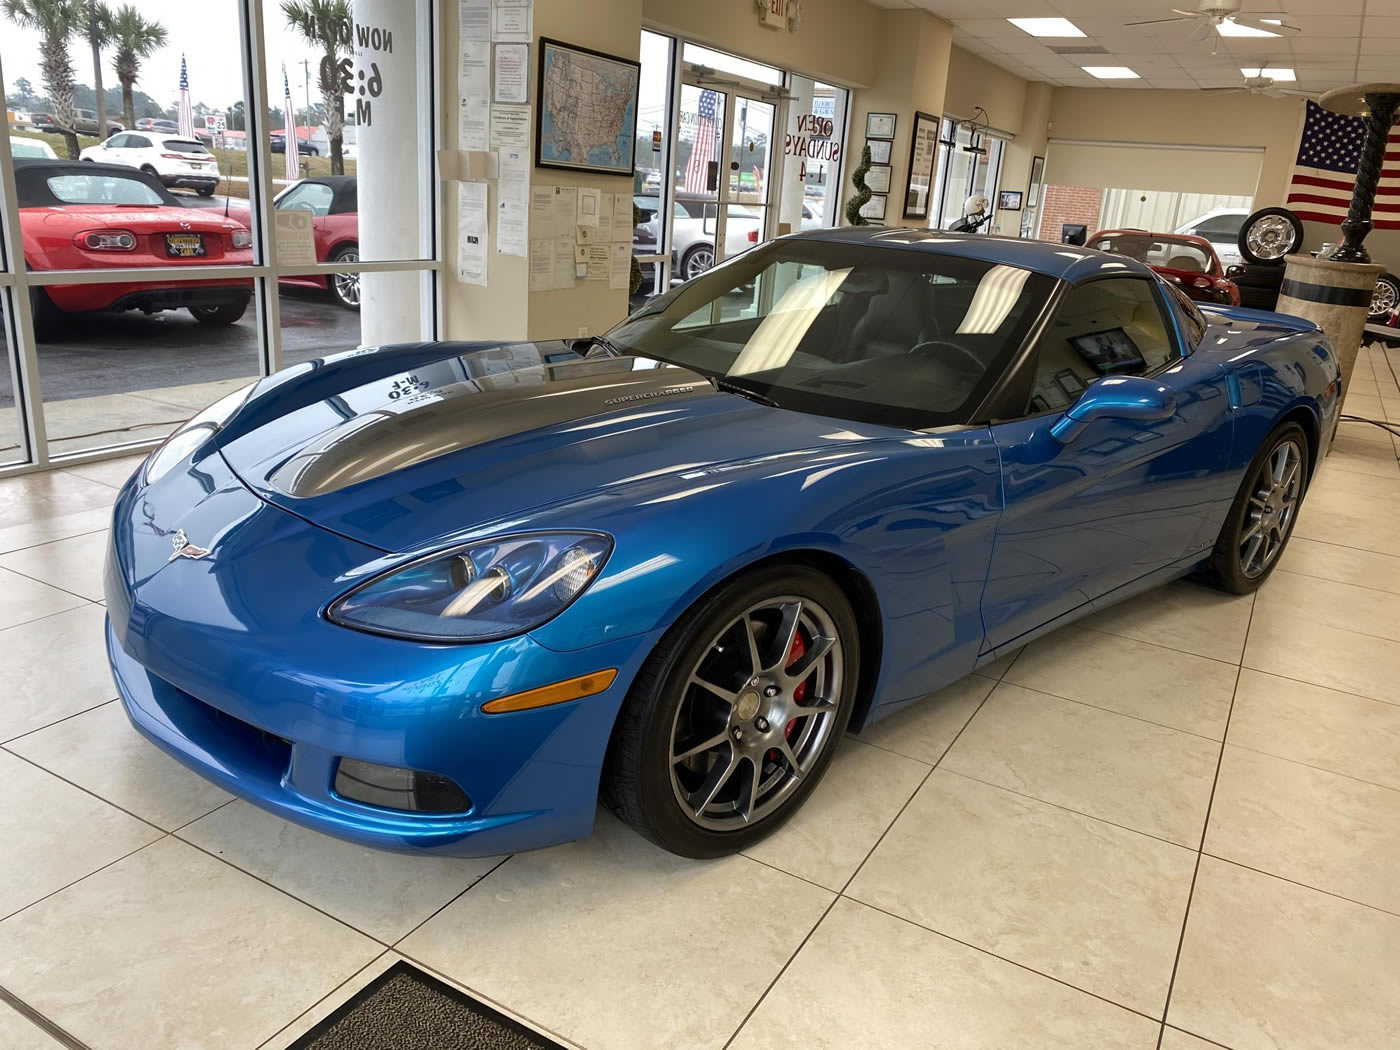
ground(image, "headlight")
xmin=328 ymin=532 xmax=612 ymax=642
xmin=144 ymin=381 xmax=256 ymax=484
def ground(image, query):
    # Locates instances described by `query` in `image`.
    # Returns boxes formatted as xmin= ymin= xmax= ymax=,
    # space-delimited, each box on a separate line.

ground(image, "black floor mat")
xmin=286 ymin=961 xmax=567 ymax=1050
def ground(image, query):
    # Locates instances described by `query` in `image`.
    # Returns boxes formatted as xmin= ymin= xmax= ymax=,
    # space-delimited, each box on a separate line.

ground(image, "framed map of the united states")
xmin=535 ymin=38 xmax=641 ymax=177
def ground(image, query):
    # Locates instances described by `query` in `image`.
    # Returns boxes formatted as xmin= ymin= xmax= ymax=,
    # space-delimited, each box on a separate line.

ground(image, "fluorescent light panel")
xmin=1242 ymin=66 xmax=1295 ymax=81
xmin=1007 ymin=17 xmax=1084 ymax=37
xmin=1216 ymin=19 xmax=1281 ymax=37
xmin=1082 ymin=66 xmax=1140 ymax=79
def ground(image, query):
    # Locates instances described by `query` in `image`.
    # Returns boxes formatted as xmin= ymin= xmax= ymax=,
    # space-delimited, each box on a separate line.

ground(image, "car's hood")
xmin=219 ymin=343 xmax=882 ymax=554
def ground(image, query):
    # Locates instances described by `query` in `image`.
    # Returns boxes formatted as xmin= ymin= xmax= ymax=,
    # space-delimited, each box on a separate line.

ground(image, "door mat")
xmin=286 ymin=961 xmax=569 ymax=1050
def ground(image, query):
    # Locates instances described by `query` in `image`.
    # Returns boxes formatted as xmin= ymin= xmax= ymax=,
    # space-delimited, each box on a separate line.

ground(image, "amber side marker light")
xmin=481 ymin=669 xmax=618 ymax=713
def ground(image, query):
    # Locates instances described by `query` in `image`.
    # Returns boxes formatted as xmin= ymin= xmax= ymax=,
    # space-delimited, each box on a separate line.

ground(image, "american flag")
xmin=683 ymin=89 xmax=718 ymax=194
xmin=282 ymin=65 xmax=301 ymax=182
xmin=1286 ymin=99 xmax=1400 ymax=231
xmin=176 ymin=54 xmax=195 ymax=139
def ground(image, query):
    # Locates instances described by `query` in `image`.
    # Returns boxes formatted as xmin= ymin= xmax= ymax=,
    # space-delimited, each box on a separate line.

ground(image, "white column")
xmin=352 ymin=0 xmax=424 ymax=346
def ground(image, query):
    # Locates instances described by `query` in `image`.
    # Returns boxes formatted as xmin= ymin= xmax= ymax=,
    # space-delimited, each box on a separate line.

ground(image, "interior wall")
xmin=641 ymin=0 xmax=881 ymax=88
xmin=1046 ymin=88 xmax=1302 ymax=206
xmin=943 ymin=47 xmax=1027 ymax=133
xmin=991 ymin=80 xmax=1051 ymax=237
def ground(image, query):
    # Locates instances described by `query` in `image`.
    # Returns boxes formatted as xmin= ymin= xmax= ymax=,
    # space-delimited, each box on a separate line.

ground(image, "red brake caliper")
xmin=768 ymin=632 xmax=807 ymax=764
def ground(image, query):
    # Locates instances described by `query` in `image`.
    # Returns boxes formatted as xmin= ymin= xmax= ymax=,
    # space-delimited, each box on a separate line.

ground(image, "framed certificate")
xmin=866 ymin=139 xmax=891 ymax=165
xmin=998 ymin=190 xmax=1023 ymax=211
xmin=865 ymin=112 xmax=896 ymax=139
xmin=902 ymin=111 xmax=940 ymax=221
xmin=859 ymin=194 xmax=888 ymax=221
xmin=863 ymin=164 xmax=891 ymax=194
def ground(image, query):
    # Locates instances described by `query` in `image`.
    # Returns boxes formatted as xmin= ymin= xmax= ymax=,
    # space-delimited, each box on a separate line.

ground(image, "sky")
xmin=2 ymin=0 xmax=329 ymax=114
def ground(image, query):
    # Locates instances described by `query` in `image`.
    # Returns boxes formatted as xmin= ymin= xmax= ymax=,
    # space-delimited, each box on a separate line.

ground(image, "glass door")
xmin=727 ymin=95 xmax=775 ymax=263
xmin=674 ymin=84 xmax=729 ymax=281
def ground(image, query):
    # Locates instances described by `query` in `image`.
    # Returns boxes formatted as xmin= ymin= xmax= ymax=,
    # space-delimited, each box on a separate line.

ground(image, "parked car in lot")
xmin=9 ymin=136 xmax=57 ymax=159
xmin=223 ymin=176 xmax=359 ymax=309
xmin=1174 ymin=208 xmax=1248 ymax=268
xmin=14 ymin=159 xmax=252 ymax=336
xmin=634 ymin=195 xmax=824 ymax=281
xmin=32 ymin=109 xmax=125 ymax=136
xmin=134 ymin=118 xmax=179 ymax=133
xmin=1087 ymin=229 xmax=1240 ymax=306
xmin=105 ymin=230 xmax=1339 ymax=859
xmin=79 ymin=132 xmax=221 ymax=196
xmin=270 ymin=132 xmax=321 ymax=157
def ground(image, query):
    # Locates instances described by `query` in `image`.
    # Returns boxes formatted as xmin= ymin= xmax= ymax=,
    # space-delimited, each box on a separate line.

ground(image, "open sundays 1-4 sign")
xmin=783 ymin=113 xmax=839 ymax=181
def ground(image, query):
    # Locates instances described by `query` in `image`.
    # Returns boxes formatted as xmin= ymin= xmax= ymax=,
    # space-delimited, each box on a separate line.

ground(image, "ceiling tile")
xmin=1280 ymin=15 xmax=1363 ymax=34
xmin=956 ymin=18 xmax=1029 ymax=35
xmin=1272 ymin=0 xmax=1364 ymax=13
xmin=1361 ymin=17 xmax=1400 ymax=38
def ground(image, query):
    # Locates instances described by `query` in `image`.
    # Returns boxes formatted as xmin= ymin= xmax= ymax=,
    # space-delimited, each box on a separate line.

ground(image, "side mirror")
xmin=1225 ymin=264 xmax=1245 ymax=279
xmin=1050 ymin=375 xmax=1177 ymax=443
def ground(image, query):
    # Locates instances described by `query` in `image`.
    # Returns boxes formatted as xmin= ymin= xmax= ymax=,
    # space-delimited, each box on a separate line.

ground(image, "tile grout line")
xmin=248 ymin=948 xmax=392 ymax=1050
xmin=1219 ymin=740 xmax=1400 ymax=797
xmin=389 ymin=853 xmax=515 ymax=950
xmin=1072 ymin=620 xmax=1247 ymax=669
xmin=1273 ymin=565 xmax=1400 ymax=598
xmin=719 ymin=651 xmax=1016 ymax=1049
xmin=993 ymin=676 xmax=1232 ymax=745
xmin=0 ymin=697 xmax=121 ymax=748
xmin=0 ymin=982 xmax=92 ymax=1050
xmin=0 ymin=591 xmax=100 ymax=634
xmin=0 ymin=522 xmax=109 ymax=558
xmin=1199 ymin=852 xmax=1400 ymax=922
xmin=1154 ymin=589 xmax=1255 ymax=1047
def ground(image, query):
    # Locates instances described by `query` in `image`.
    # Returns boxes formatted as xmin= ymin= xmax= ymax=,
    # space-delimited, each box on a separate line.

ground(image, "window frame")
xmin=976 ymin=273 xmax=1188 ymax=425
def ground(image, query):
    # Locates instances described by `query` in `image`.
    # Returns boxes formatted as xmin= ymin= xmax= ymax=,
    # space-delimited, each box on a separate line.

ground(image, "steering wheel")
xmin=908 ymin=339 xmax=986 ymax=374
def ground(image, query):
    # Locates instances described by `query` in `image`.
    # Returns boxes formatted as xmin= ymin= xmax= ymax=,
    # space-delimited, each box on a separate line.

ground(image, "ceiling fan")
xmin=1201 ymin=69 xmax=1316 ymax=98
xmin=1127 ymin=2 xmax=1301 ymax=54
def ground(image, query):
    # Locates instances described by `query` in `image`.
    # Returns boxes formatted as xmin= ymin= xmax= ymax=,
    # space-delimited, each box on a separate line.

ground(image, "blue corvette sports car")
xmin=105 ymin=229 xmax=1340 ymax=858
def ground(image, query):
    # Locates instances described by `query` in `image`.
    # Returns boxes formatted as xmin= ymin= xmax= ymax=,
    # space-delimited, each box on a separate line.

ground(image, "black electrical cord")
xmin=1340 ymin=414 xmax=1400 ymax=438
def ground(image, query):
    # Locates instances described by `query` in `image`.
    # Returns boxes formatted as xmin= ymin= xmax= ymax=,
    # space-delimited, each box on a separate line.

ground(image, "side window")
xmin=1027 ymin=279 xmax=1177 ymax=414
xmin=1196 ymin=214 xmax=1244 ymax=240
xmin=127 ymin=135 xmax=151 ymax=149
xmin=277 ymin=182 xmax=335 ymax=216
xmin=105 ymin=134 xmax=127 ymax=148
xmin=1165 ymin=284 xmax=1206 ymax=345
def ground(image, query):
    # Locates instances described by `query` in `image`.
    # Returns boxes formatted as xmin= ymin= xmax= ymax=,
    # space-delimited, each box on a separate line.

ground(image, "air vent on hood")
xmin=1049 ymin=45 xmax=1108 ymax=54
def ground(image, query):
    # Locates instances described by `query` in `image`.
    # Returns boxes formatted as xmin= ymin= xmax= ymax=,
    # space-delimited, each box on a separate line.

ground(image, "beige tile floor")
xmin=2 ymin=344 xmax=1400 ymax=1049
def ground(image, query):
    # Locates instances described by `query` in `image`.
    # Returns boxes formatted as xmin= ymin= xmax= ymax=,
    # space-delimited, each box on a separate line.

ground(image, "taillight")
xmin=230 ymin=229 xmax=252 ymax=248
xmin=1192 ymin=277 xmax=1212 ymax=289
xmin=747 ymin=229 xmax=758 ymax=242
xmin=161 ymin=152 xmax=193 ymax=159
xmin=78 ymin=230 xmax=136 ymax=251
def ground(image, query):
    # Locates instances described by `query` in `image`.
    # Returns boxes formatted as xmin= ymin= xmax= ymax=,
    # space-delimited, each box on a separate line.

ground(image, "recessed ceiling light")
xmin=1007 ymin=17 xmax=1085 ymax=37
xmin=1242 ymin=66 xmax=1295 ymax=81
xmin=1082 ymin=66 xmax=1140 ymax=79
xmin=1216 ymin=18 xmax=1282 ymax=37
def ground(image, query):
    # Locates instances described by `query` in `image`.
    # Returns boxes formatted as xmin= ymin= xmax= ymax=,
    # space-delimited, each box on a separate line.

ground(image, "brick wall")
xmin=1037 ymin=185 xmax=1104 ymax=242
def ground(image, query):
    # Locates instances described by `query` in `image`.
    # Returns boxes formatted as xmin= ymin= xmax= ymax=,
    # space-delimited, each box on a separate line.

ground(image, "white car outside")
xmin=642 ymin=198 xmax=826 ymax=281
xmin=10 ymin=136 xmax=57 ymax=158
xmin=79 ymin=133 xmax=221 ymax=196
xmin=1174 ymin=208 xmax=1249 ymax=268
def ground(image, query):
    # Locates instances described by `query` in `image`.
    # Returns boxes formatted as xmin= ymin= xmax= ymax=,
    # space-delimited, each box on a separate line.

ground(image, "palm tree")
xmin=76 ymin=0 xmax=113 ymax=137
xmin=109 ymin=4 xmax=166 ymax=132
xmin=282 ymin=0 xmax=350 ymax=174
xmin=3 ymin=0 xmax=81 ymax=158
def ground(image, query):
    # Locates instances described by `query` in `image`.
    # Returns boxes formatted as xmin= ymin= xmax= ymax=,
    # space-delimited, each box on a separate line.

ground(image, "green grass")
xmin=10 ymin=130 xmax=355 ymax=201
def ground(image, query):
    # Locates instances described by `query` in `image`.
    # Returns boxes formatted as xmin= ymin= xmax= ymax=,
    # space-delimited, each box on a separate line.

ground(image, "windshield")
xmin=45 ymin=173 xmax=165 ymax=206
xmin=162 ymin=138 xmax=210 ymax=154
xmin=1090 ymin=233 xmax=1217 ymax=276
xmin=608 ymin=239 xmax=1053 ymax=429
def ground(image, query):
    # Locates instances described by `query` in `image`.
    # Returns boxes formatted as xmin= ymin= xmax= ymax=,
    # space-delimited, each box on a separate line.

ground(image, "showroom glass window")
xmin=0 ymin=0 xmax=440 ymax=469
xmin=1024 ymin=278 xmax=1178 ymax=415
xmin=931 ymin=119 xmax=1004 ymax=233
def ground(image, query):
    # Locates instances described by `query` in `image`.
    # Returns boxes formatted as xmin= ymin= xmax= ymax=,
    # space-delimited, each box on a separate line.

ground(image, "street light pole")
xmin=302 ymin=58 xmax=313 ymax=153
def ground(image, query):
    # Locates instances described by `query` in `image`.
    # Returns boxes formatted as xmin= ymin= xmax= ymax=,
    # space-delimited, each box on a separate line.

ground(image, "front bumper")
xmin=104 ymin=453 xmax=654 ymax=855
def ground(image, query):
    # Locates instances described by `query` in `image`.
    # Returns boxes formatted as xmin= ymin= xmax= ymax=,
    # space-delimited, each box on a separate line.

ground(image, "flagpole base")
xmin=1278 ymin=253 xmax=1384 ymax=396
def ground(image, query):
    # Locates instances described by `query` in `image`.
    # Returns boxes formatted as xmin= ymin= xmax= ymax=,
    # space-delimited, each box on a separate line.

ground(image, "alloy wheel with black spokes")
xmin=1201 ymin=421 xmax=1310 ymax=594
xmin=605 ymin=565 xmax=859 ymax=858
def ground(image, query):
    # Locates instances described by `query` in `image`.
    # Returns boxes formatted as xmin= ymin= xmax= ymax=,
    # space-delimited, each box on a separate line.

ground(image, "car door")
xmin=980 ymin=275 xmax=1234 ymax=652
xmin=115 ymin=134 xmax=151 ymax=167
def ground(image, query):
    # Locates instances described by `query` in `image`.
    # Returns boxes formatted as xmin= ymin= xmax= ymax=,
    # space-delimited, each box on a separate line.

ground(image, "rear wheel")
xmin=1200 ymin=422 xmax=1309 ymax=593
xmin=680 ymin=243 xmax=715 ymax=281
xmin=604 ymin=564 xmax=858 ymax=858
xmin=328 ymin=246 xmax=360 ymax=310
xmin=188 ymin=301 xmax=247 ymax=326
xmin=196 ymin=184 xmax=215 ymax=197
xmin=1370 ymin=272 xmax=1399 ymax=322
xmin=28 ymin=287 xmax=63 ymax=341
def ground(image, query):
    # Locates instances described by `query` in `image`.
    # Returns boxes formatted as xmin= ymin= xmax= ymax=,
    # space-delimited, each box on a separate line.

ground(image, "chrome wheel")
xmin=683 ymin=246 xmax=715 ymax=280
xmin=1245 ymin=215 xmax=1298 ymax=262
xmin=331 ymin=251 xmax=360 ymax=308
xmin=668 ymin=596 xmax=843 ymax=830
xmin=1240 ymin=438 xmax=1303 ymax=578
xmin=1372 ymin=276 xmax=1398 ymax=318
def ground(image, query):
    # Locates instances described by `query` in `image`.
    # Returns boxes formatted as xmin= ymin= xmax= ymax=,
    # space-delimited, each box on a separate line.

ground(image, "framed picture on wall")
xmin=998 ymin=190 xmax=1023 ymax=211
xmin=859 ymin=194 xmax=888 ymax=221
xmin=535 ymin=37 xmax=642 ymax=176
xmin=865 ymin=112 xmax=896 ymax=139
xmin=1027 ymin=155 xmax=1046 ymax=208
xmin=901 ymin=111 xmax=940 ymax=221
xmin=866 ymin=139 xmax=891 ymax=164
xmin=863 ymin=164 xmax=891 ymax=194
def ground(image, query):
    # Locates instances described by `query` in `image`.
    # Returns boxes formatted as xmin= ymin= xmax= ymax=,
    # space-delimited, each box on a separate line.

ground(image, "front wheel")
xmin=1370 ymin=272 xmax=1399 ymax=322
xmin=1200 ymin=422 xmax=1310 ymax=594
xmin=604 ymin=564 xmax=858 ymax=858
xmin=679 ymin=243 xmax=715 ymax=281
xmin=328 ymin=246 xmax=360 ymax=310
xmin=188 ymin=301 xmax=247 ymax=326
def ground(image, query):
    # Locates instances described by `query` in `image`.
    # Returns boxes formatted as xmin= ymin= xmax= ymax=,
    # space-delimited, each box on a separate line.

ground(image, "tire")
xmin=28 ymin=287 xmax=63 ymax=341
xmin=603 ymin=563 xmax=859 ymax=858
xmin=196 ymin=184 xmax=215 ymax=197
xmin=1230 ymin=262 xmax=1285 ymax=290
xmin=139 ymin=164 xmax=158 ymax=177
xmin=1238 ymin=207 xmax=1304 ymax=265
xmin=679 ymin=243 xmax=715 ymax=281
xmin=1200 ymin=421 xmax=1310 ymax=594
xmin=187 ymin=301 xmax=248 ymax=326
xmin=328 ymin=246 xmax=360 ymax=310
xmin=1370 ymin=272 xmax=1400 ymax=322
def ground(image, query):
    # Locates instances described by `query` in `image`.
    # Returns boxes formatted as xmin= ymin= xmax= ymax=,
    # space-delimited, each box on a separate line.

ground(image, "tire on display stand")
xmin=1238 ymin=207 xmax=1305 ymax=266
xmin=1370 ymin=272 xmax=1400 ymax=323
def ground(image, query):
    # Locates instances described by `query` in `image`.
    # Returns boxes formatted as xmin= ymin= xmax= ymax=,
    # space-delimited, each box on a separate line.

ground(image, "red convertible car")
xmin=16 ymin=159 xmax=253 ymax=336
xmin=1087 ymin=229 xmax=1240 ymax=307
xmin=225 ymin=176 xmax=360 ymax=310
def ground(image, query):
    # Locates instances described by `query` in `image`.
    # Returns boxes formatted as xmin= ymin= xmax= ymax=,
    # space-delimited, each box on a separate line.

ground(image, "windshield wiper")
xmin=712 ymin=377 xmax=779 ymax=408
xmin=576 ymin=334 xmax=623 ymax=357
